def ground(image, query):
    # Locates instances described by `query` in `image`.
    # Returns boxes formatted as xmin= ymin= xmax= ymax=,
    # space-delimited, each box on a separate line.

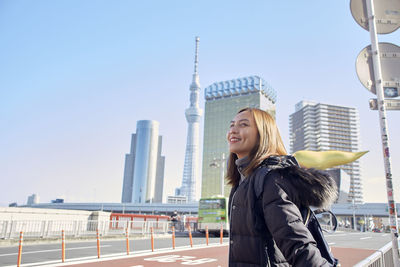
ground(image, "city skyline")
xmin=1 ymin=1 xmax=399 ymax=205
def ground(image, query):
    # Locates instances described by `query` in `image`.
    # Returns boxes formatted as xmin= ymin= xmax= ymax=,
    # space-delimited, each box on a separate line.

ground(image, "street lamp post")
xmin=352 ymin=199 xmax=357 ymax=231
xmin=210 ymin=153 xmax=226 ymax=196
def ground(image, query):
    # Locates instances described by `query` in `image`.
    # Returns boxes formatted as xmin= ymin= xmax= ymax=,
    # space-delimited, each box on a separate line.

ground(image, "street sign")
xmin=350 ymin=0 xmax=400 ymax=34
xmin=356 ymin=42 xmax=400 ymax=96
xmin=369 ymin=98 xmax=400 ymax=110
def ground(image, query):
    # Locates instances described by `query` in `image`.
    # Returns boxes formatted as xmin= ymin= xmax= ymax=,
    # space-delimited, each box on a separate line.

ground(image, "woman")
xmin=227 ymin=108 xmax=338 ymax=266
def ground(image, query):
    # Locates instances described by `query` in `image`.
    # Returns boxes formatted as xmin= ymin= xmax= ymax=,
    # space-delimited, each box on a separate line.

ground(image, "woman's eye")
xmin=240 ymin=123 xmax=248 ymax=127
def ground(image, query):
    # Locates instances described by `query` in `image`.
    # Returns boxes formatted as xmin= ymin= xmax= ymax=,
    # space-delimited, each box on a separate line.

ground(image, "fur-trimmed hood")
xmin=262 ymin=155 xmax=338 ymax=209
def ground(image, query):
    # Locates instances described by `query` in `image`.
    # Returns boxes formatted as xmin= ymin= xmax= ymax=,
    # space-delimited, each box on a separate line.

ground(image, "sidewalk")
xmin=332 ymin=247 xmax=376 ymax=267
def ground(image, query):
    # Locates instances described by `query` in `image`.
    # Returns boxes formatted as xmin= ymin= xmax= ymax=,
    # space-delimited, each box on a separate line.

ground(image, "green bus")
xmin=197 ymin=195 xmax=229 ymax=236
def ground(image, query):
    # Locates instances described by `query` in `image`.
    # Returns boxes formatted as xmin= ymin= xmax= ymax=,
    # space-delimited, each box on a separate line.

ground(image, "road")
xmin=326 ymin=231 xmax=392 ymax=249
xmin=0 ymin=231 xmax=392 ymax=267
xmin=327 ymin=231 xmax=392 ymax=266
xmin=0 ymin=235 xmax=228 ymax=266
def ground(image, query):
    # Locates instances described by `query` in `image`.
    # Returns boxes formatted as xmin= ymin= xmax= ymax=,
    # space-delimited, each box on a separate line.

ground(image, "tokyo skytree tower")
xmin=180 ymin=37 xmax=203 ymax=202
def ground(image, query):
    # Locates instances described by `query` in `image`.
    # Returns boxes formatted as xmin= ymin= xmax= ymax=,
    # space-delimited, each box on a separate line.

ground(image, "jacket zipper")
xmin=229 ymin=178 xmax=245 ymax=233
xmin=229 ymin=189 xmax=238 ymax=230
xmin=229 ymin=183 xmax=241 ymax=255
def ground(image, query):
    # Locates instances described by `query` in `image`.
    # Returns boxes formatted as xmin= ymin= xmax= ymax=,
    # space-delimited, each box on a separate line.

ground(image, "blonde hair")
xmin=226 ymin=108 xmax=287 ymax=186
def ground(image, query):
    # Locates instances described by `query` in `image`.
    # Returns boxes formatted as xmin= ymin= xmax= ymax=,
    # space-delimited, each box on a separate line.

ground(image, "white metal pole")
xmin=366 ymin=0 xmax=400 ymax=265
xmin=353 ymin=199 xmax=357 ymax=231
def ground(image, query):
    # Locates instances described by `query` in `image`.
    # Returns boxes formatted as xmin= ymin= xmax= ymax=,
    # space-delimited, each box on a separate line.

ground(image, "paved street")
xmin=0 ymin=231 xmax=393 ymax=266
xmin=0 ymin=235 xmax=228 ymax=266
xmin=324 ymin=231 xmax=392 ymax=249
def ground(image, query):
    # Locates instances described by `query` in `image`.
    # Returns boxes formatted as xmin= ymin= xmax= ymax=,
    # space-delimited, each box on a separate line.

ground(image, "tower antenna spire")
xmin=177 ymin=36 xmax=203 ymax=203
xmin=194 ymin=36 xmax=200 ymax=75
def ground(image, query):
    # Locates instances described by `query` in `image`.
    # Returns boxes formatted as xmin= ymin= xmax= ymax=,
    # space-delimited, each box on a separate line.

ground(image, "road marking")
xmin=328 ymin=242 xmax=336 ymax=245
xmin=143 ymin=254 xmax=218 ymax=265
xmin=325 ymin=232 xmax=363 ymax=237
xmin=360 ymin=237 xmax=372 ymax=240
xmin=325 ymin=234 xmax=346 ymax=237
xmin=0 ymin=245 xmax=112 ymax=257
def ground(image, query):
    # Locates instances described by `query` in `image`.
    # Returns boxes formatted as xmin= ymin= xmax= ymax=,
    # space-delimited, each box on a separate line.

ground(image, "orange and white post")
xmin=96 ymin=229 xmax=100 ymax=258
xmin=17 ymin=231 xmax=23 ymax=267
xmin=205 ymin=226 xmax=209 ymax=246
xmin=61 ymin=230 xmax=65 ymax=262
xmin=125 ymin=227 xmax=130 ymax=255
xmin=220 ymin=224 xmax=223 ymax=244
xmin=150 ymin=226 xmax=154 ymax=252
xmin=188 ymin=225 xmax=193 ymax=247
xmin=172 ymin=226 xmax=176 ymax=249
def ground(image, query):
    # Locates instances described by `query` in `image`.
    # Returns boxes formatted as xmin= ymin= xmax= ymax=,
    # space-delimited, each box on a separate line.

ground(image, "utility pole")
xmin=210 ymin=153 xmax=226 ymax=196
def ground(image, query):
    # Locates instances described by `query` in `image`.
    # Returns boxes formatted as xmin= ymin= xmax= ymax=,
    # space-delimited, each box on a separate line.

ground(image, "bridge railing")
xmin=0 ymin=220 xmax=172 ymax=240
xmin=354 ymin=241 xmax=395 ymax=267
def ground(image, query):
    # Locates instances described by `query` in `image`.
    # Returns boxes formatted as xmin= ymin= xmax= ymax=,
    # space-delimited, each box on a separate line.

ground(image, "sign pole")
xmin=366 ymin=0 xmax=400 ymax=265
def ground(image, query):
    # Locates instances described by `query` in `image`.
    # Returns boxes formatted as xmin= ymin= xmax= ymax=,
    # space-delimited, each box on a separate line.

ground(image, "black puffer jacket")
xmin=228 ymin=155 xmax=337 ymax=267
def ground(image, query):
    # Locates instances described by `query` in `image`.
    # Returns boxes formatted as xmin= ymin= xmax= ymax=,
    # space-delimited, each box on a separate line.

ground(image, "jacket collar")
xmin=235 ymin=156 xmax=250 ymax=183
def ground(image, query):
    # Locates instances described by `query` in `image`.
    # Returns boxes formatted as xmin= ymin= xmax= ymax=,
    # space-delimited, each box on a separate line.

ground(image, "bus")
xmin=197 ymin=195 xmax=229 ymax=236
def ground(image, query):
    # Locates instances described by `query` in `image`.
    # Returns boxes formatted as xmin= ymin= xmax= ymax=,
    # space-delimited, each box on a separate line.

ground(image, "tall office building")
xmin=289 ymin=100 xmax=362 ymax=203
xmin=201 ymin=76 xmax=276 ymax=198
xmin=26 ymin=194 xmax=39 ymax=205
xmin=121 ymin=120 xmax=165 ymax=204
xmin=177 ymin=37 xmax=203 ymax=202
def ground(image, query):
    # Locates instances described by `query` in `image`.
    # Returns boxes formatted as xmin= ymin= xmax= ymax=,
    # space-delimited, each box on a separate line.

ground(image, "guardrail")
xmin=0 ymin=218 xmax=346 ymax=240
xmin=354 ymin=241 xmax=396 ymax=267
xmin=0 ymin=220 xmax=180 ymax=240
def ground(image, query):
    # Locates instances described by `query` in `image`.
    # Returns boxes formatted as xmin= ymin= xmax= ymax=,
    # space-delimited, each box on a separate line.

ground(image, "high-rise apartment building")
xmin=289 ymin=101 xmax=362 ymax=203
xmin=177 ymin=37 xmax=202 ymax=203
xmin=326 ymin=168 xmax=351 ymax=204
xmin=201 ymin=76 xmax=276 ymax=198
xmin=121 ymin=120 xmax=165 ymax=204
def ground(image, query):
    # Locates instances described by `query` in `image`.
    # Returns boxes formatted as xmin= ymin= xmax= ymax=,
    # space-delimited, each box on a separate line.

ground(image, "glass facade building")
xmin=201 ymin=76 xmax=276 ymax=198
xmin=121 ymin=120 xmax=165 ymax=204
xmin=289 ymin=101 xmax=362 ymax=203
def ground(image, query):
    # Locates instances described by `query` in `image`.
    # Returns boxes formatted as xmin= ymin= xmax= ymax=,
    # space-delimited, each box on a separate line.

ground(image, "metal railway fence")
xmin=0 ymin=217 xmax=348 ymax=241
xmin=0 ymin=220 xmax=177 ymax=240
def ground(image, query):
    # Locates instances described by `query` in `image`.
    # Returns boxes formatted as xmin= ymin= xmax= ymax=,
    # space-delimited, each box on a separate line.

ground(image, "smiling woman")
xmin=227 ymin=110 xmax=259 ymax=159
xmin=226 ymin=107 xmax=338 ymax=266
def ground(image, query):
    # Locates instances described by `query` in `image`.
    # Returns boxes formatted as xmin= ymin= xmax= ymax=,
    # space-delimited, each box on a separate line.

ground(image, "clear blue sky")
xmin=1 ymin=0 xmax=399 ymax=205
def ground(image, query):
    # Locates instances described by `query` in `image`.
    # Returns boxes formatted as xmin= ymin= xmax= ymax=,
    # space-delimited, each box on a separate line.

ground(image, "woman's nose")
xmin=228 ymin=125 xmax=238 ymax=134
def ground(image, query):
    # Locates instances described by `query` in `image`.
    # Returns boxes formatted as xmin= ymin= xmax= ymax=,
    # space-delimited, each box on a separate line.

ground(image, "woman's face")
xmin=227 ymin=110 xmax=259 ymax=159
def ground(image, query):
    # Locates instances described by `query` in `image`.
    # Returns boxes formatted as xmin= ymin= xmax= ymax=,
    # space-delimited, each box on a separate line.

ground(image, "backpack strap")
xmin=303 ymin=208 xmax=312 ymax=225
xmin=253 ymin=166 xmax=273 ymax=199
xmin=253 ymin=155 xmax=299 ymax=199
